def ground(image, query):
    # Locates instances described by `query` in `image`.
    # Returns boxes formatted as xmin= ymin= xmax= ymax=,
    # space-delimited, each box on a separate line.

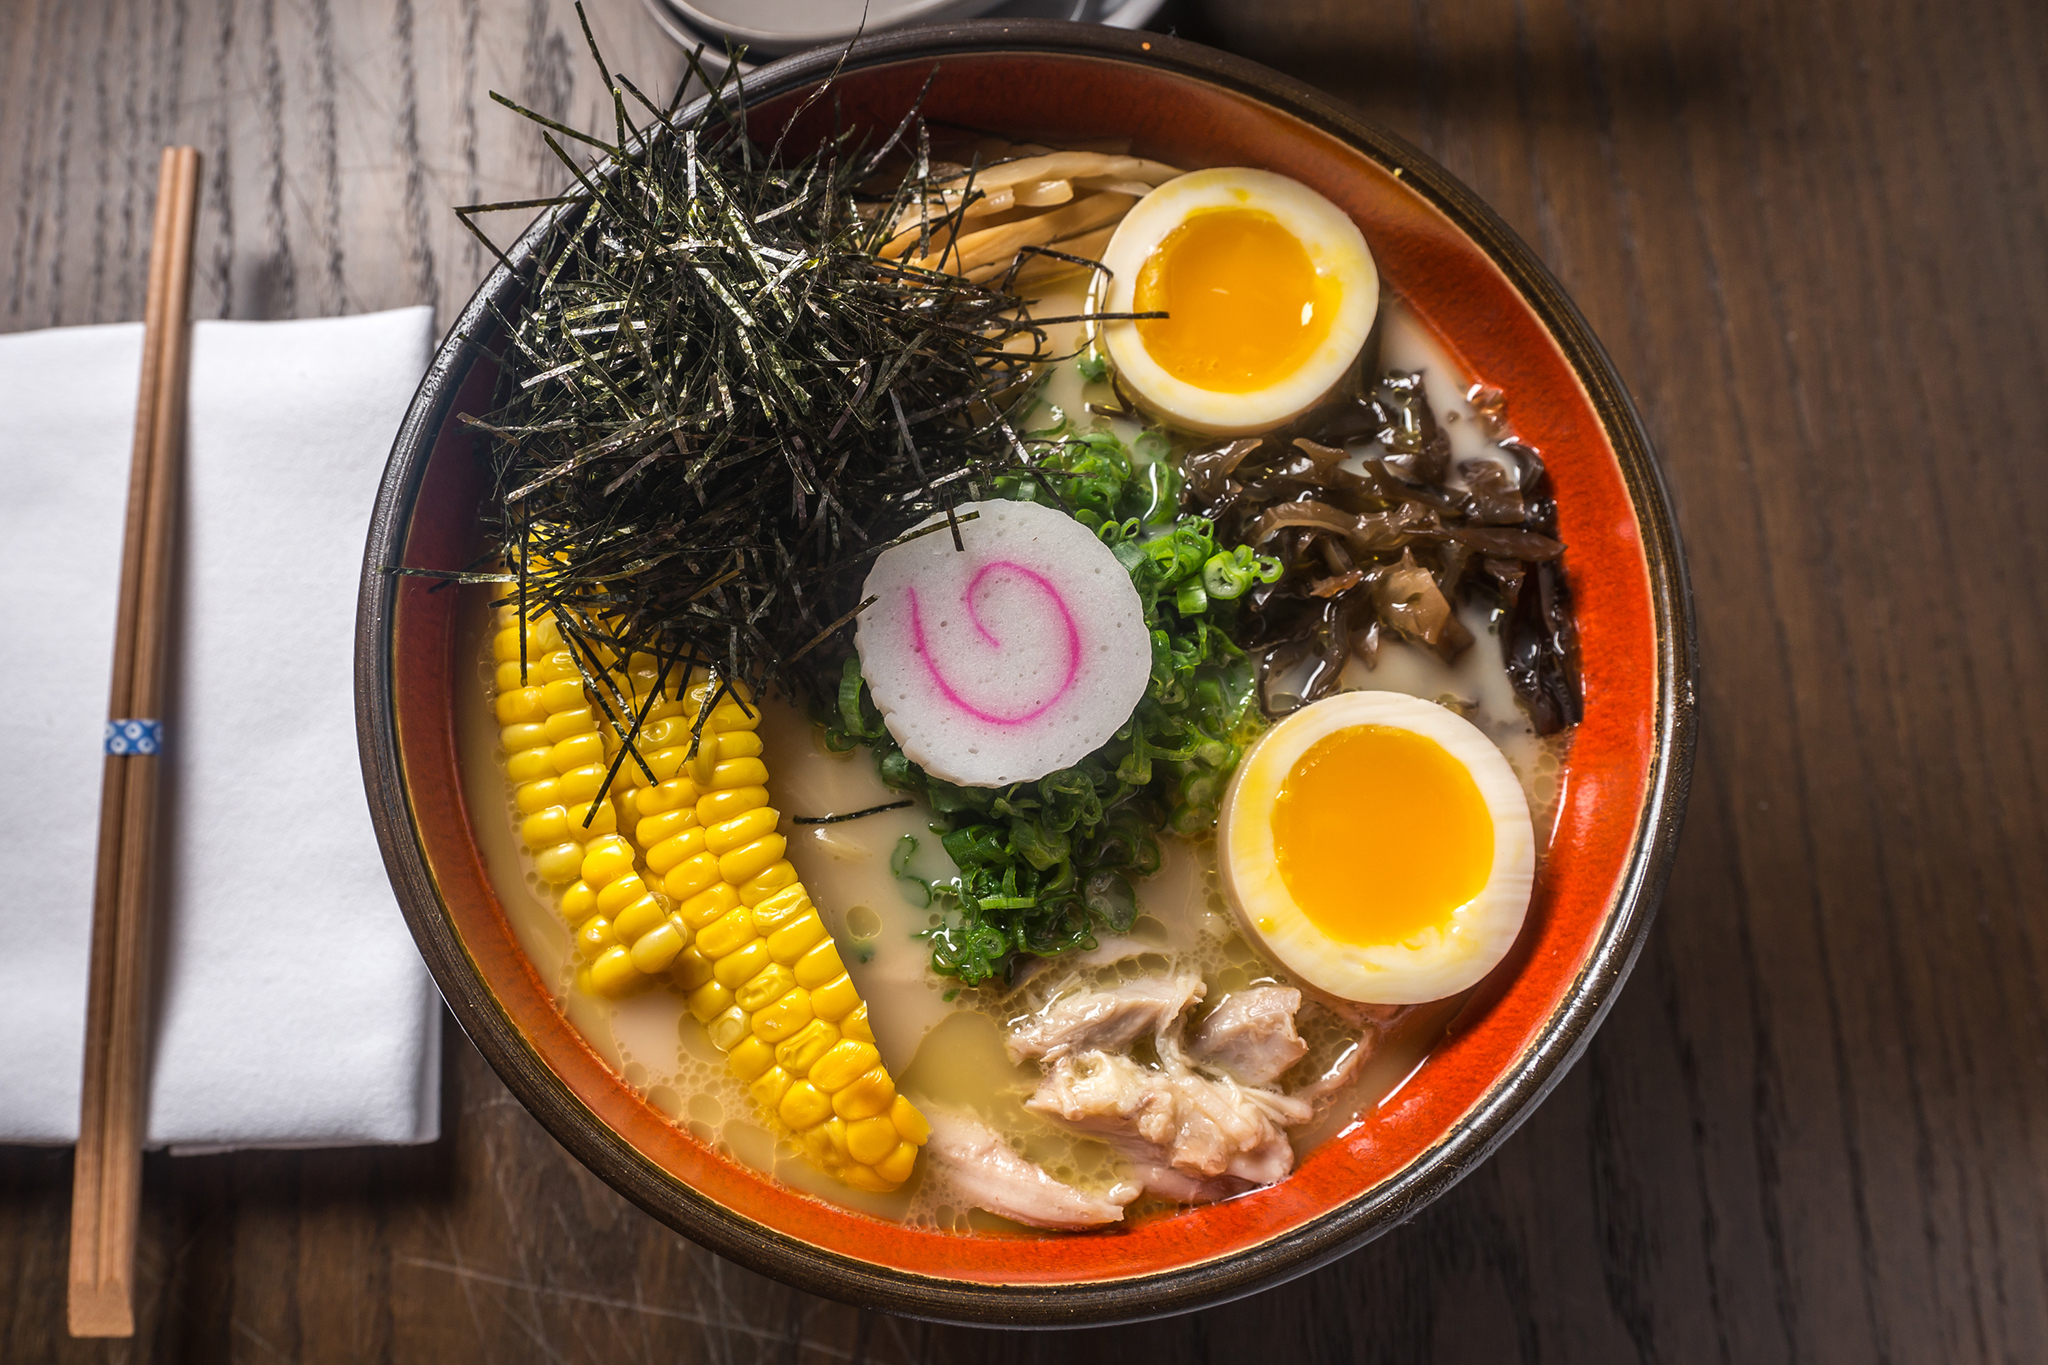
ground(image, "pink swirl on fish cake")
xmin=906 ymin=560 xmax=1082 ymax=726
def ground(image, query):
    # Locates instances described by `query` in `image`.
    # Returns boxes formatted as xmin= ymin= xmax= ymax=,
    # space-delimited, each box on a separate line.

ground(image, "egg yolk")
xmin=1133 ymin=207 xmax=1341 ymax=393
xmin=1270 ymin=724 xmax=1494 ymax=946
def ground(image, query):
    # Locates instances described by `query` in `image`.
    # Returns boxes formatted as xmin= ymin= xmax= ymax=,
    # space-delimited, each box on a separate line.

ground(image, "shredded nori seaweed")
xmin=452 ymin=10 xmax=1067 ymax=729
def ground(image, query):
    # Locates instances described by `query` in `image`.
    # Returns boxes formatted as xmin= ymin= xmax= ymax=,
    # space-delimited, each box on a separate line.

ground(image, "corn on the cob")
xmin=492 ymin=607 xmax=646 ymax=938
xmin=488 ymin=606 xmax=929 ymax=1191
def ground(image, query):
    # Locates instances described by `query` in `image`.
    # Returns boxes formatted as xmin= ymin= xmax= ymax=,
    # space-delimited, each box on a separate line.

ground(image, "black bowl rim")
xmin=355 ymin=18 xmax=1698 ymax=1329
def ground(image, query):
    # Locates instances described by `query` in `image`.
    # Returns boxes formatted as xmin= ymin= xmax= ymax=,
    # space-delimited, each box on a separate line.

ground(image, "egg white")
xmin=1217 ymin=691 xmax=1535 ymax=1005
xmin=1095 ymin=168 xmax=1379 ymax=436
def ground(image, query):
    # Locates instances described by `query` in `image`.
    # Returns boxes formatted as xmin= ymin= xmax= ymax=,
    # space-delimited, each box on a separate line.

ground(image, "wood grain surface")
xmin=4 ymin=0 xmax=2045 ymax=1359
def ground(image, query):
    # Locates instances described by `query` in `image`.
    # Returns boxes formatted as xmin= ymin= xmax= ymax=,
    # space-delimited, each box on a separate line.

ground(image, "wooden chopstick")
xmin=67 ymin=144 xmax=200 ymax=1341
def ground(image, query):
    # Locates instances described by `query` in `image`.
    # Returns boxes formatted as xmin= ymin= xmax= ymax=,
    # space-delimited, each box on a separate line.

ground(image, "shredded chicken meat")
xmin=1027 ymin=1047 xmax=1309 ymax=1196
xmin=1005 ymin=974 xmax=1207 ymax=1063
xmin=1187 ymin=985 xmax=1309 ymax=1086
xmin=922 ymin=1109 xmax=1138 ymax=1230
xmin=1005 ymin=977 xmax=1346 ymax=1206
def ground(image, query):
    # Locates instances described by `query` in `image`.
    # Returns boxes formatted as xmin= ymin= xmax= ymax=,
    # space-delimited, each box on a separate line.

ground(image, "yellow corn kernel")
xmin=767 ymin=911 xmax=828 ymax=966
xmin=831 ymin=1163 xmax=887 ymax=1191
xmin=559 ymin=881 xmax=597 ymax=924
xmin=492 ymin=627 xmax=525 ymax=662
xmin=697 ymin=785 xmax=770 ymax=826
xmin=634 ymin=716 xmax=683 ymax=750
xmin=535 ymin=650 xmax=579 ymax=683
xmin=686 ymin=979 xmax=733 ymax=1023
xmin=501 ymin=722 xmax=549 ymax=754
xmin=889 ymin=1095 xmax=931 ymax=1146
xmin=495 ymin=687 xmax=547 ymax=726
xmin=646 ymin=747 xmax=689 ymax=782
xmin=520 ymin=807 xmax=571 ymax=849
xmin=749 ymin=1065 xmax=795 ymax=1110
xmin=719 ymin=834 xmax=787 ymax=885
xmin=506 ymin=747 xmax=555 ymax=783
xmin=734 ymin=964 xmax=797 ymax=1015
xmin=564 ymin=800 xmax=616 ymax=839
xmin=542 ymin=707 xmax=595 ymax=744
xmin=595 ymin=876 xmax=650 ymax=921
xmin=645 ymin=701 xmax=689 ymax=729
xmin=712 ymin=939 xmax=772 ymax=990
xmin=841 ymin=1004 xmax=874 ymax=1044
xmin=717 ymin=730 xmax=763 ymax=761
xmin=727 ymin=1036 xmax=776 ymax=1083
xmin=550 ymin=732 xmax=604 ymax=772
xmin=710 ymin=757 xmax=770 ymax=790
xmin=873 ymin=1142 xmax=919 ymax=1186
xmin=635 ymin=806 xmax=697 ymax=848
xmin=705 ymin=807 xmax=779 ymax=856
xmin=774 ymin=1020 xmax=840 ymax=1076
xmin=793 ymin=938 xmax=845 ymax=991
xmin=696 ymin=906 xmax=759 ymax=961
xmin=494 ymin=659 xmax=529 ymax=693
xmin=749 ymin=884 xmax=809 ymax=927
xmin=801 ymin=1123 xmax=838 ymax=1168
xmin=663 ymin=851 xmax=723 ymax=901
xmin=751 ymin=987 xmax=814 ymax=1043
xmin=557 ymin=764 xmax=607 ymax=803
xmin=572 ymin=915 xmax=615 ymax=960
xmin=670 ymin=944 xmax=714 ymax=991
xmin=846 ymin=1115 xmax=899 ymax=1166
xmin=676 ymin=883 xmax=740 ymax=931
xmin=611 ymin=893 xmax=669 ymax=944
xmin=809 ymin=972 xmax=860 ymax=1023
xmin=779 ymin=1080 xmax=833 ymax=1131
xmin=526 ymin=617 xmax=564 ymax=652
xmin=534 ymin=842 xmax=584 ymax=884
xmin=831 ymin=1067 xmax=895 ymax=1121
xmin=581 ymin=836 xmax=636 ymax=887
xmin=636 ymin=777 xmax=699 ymax=817
xmin=539 ymin=678 xmax=585 ymax=712
xmin=630 ymin=919 xmax=687 ymax=973
xmin=739 ymin=859 xmax=801 ymax=906
xmin=588 ymin=946 xmax=641 ymax=996
xmin=514 ymin=778 xmax=560 ymax=815
xmin=646 ymin=827 xmax=707 ymax=876
xmin=708 ymin=1006 xmax=751 ymax=1052
xmin=810 ymin=1040 xmax=882 ymax=1093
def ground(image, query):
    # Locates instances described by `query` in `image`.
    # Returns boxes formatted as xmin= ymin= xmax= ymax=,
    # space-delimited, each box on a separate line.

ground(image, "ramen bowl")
xmin=355 ymin=22 xmax=1695 ymax=1326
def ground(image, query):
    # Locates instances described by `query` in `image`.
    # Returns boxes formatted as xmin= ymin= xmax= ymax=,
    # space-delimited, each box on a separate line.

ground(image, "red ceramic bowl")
xmin=356 ymin=22 xmax=1696 ymax=1326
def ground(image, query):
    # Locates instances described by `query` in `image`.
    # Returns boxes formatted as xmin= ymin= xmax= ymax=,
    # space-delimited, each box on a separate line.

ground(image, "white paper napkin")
xmin=0 ymin=307 xmax=442 ymax=1149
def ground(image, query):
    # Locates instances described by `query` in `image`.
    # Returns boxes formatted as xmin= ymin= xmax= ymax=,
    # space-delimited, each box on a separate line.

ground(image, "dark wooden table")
xmin=6 ymin=0 xmax=2046 ymax=1358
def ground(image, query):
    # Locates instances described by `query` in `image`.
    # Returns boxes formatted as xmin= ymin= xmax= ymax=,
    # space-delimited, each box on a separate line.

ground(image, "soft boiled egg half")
xmin=1096 ymin=168 xmax=1379 ymax=435
xmin=1218 ymin=691 xmax=1535 ymax=1005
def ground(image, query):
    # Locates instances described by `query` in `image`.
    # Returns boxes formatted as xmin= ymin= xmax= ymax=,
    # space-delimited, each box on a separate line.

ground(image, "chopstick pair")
xmin=67 ymin=145 xmax=201 ymax=1340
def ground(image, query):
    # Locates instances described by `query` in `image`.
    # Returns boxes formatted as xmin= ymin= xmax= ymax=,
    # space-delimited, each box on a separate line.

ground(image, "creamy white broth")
xmin=455 ymin=284 xmax=1564 ymax=1228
